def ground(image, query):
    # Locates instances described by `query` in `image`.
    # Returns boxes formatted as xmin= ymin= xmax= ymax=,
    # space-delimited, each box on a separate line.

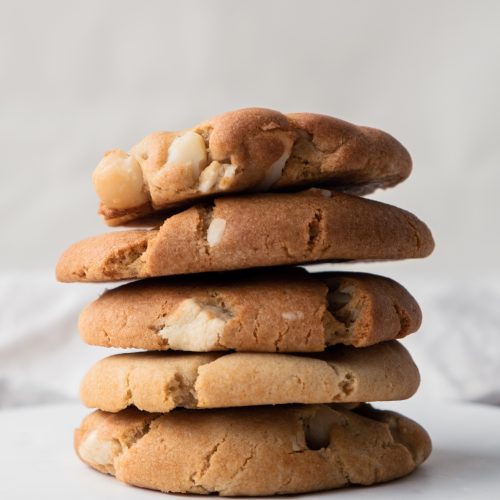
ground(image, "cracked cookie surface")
xmin=75 ymin=404 xmax=431 ymax=495
xmin=56 ymin=190 xmax=434 ymax=282
xmin=79 ymin=270 xmax=422 ymax=351
xmin=79 ymin=341 xmax=419 ymax=412
xmin=93 ymin=107 xmax=413 ymax=226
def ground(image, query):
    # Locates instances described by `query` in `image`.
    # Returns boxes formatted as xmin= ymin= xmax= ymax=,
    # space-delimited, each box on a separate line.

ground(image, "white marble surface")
xmin=1 ymin=397 xmax=499 ymax=499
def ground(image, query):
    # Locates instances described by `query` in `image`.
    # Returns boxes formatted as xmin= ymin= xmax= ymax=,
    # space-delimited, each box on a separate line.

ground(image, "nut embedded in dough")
xmin=257 ymin=139 xmax=293 ymax=189
xmin=218 ymin=163 xmax=237 ymax=188
xmin=159 ymin=299 xmax=231 ymax=351
xmin=92 ymin=149 xmax=149 ymax=209
xmin=78 ymin=430 xmax=121 ymax=470
xmin=198 ymin=161 xmax=237 ymax=193
xmin=164 ymin=131 xmax=208 ymax=185
xmin=207 ymin=218 xmax=226 ymax=247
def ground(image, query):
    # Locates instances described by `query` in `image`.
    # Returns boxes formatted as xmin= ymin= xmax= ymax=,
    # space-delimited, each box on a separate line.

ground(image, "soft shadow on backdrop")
xmin=1 ymin=0 xmax=499 ymax=407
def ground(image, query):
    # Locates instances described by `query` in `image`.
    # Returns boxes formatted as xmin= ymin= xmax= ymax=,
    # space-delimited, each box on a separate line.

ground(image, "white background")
xmin=1 ymin=0 xmax=499 ymax=407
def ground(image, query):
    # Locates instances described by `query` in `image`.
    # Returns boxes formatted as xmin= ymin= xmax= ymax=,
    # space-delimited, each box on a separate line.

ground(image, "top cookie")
xmin=93 ymin=108 xmax=412 ymax=225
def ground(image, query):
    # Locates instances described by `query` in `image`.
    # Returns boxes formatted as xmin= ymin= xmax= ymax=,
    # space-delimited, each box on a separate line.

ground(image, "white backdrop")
xmin=1 ymin=0 xmax=499 ymax=407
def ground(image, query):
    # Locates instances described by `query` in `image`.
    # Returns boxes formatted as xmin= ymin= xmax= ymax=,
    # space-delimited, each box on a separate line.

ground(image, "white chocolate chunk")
xmin=199 ymin=161 xmax=238 ymax=193
xmin=199 ymin=161 xmax=223 ymax=193
xmin=78 ymin=430 xmax=120 ymax=467
xmin=92 ymin=150 xmax=148 ymax=209
xmin=207 ymin=218 xmax=226 ymax=247
xmin=257 ymin=141 xmax=293 ymax=190
xmin=218 ymin=163 xmax=237 ymax=189
xmin=165 ymin=131 xmax=207 ymax=180
xmin=159 ymin=299 xmax=230 ymax=351
xmin=222 ymin=163 xmax=237 ymax=178
xmin=281 ymin=311 xmax=305 ymax=321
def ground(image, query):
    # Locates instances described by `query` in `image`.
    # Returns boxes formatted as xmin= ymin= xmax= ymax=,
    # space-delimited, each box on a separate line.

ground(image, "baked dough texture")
xmin=94 ymin=107 xmax=412 ymax=225
xmin=79 ymin=270 xmax=422 ymax=351
xmin=56 ymin=190 xmax=434 ymax=282
xmin=75 ymin=404 xmax=431 ymax=495
xmin=79 ymin=341 xmax=420 ymax=412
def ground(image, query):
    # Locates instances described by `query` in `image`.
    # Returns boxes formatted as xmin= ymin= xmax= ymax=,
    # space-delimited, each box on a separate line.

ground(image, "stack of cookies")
xmin=56 ymin=108 xmax=434 ymax=496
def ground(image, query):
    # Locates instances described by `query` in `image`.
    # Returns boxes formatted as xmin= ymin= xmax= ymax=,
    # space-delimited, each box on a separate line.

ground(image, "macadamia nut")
xmin=78 ymin=430 xmax=120 ymax=467
xmin=165 ymin=131 xmax=208 ymax=181
xmin=92 ymin=150 xmax=148 ymax=209
xmin=159 ymin=299 xmax=230 ymax=351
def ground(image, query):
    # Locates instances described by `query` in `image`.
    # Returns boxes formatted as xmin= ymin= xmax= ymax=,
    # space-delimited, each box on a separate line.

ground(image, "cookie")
xmin=92 ymin=108 xmax=412 ymax=225
xmin=79 ymin=270 xmax=421 ymax=351
xmin=79 ymin=341 xmax=419 ymax=412
xmin=56 ymin=190 xmax=434 ymax=282
xmin=75 ymin=404 xmax=431 ymax=495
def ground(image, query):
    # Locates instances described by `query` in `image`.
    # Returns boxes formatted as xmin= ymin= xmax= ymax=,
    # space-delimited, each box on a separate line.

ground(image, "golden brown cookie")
xmin=56 ymin=190 xmax=434 ymax=282
xmin=75 ymin=404 xmax=431 ymax=495
xmin=79 ymin=270 xmax=421 ymax=351
xmin=92 ymin=108 xmax=412 ymax=225
xmin=79 ymin=341 xmax=419 ymax=413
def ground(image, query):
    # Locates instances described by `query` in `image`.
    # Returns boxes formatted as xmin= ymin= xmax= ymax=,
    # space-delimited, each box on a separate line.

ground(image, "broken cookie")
xmin=92 ymin=108 xmax=413 ymax=226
